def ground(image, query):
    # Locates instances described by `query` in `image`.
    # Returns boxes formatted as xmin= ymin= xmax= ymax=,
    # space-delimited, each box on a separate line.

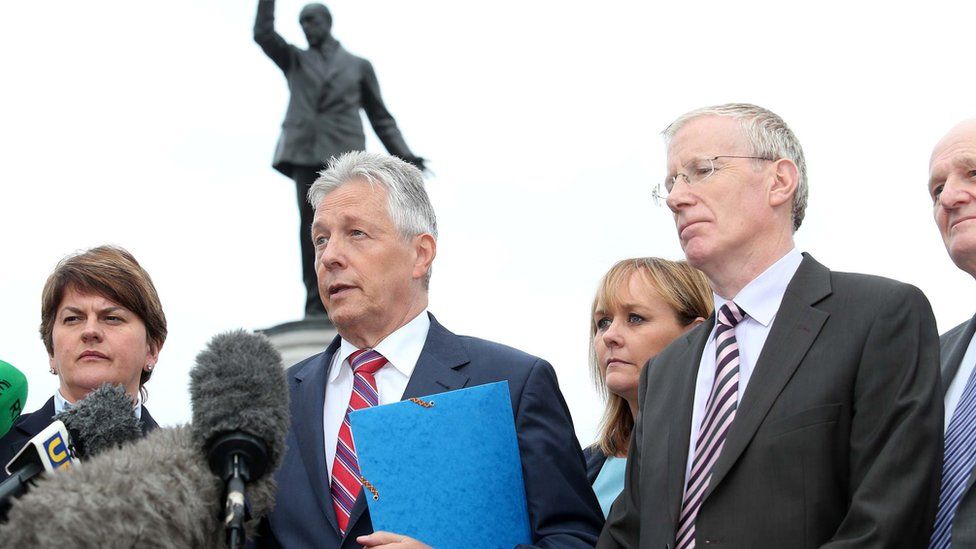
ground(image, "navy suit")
xmin=257 ymin=314 xmax=603 ymax=548
xmin=0 ymin=396 xmax=158 ymax=482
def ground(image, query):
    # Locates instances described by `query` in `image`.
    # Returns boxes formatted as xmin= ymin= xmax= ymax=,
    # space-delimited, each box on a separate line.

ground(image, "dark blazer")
xmin=583 ymin=445 xmax=609 ymax=485
xmin=599 ymin=254 xmax=943 ymax=549
xmin=257 ymin=314 xmax=603 ymax=548
xmin=0 ymin=396 xmax=158 ymax=482
xmin=254 ymin=0 xmax=416 ymax=178
xmin=938 ymin=314 xmax=976 ymax=548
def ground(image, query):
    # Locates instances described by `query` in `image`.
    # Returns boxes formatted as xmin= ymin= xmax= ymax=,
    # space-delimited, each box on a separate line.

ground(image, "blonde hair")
xmin=590 ymin=258 xmax=712 ymax=457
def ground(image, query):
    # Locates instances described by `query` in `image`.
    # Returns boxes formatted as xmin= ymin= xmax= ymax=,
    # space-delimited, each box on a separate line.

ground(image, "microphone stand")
xmin=208 ymin=432 xmax=269 ymax=549
xmin=225 ymin=454 xmax=247 ymax=549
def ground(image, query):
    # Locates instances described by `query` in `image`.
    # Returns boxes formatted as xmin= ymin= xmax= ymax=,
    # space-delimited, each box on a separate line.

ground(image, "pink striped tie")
xmin=675 ymin=302 xmax=746 ymax=549
xmin=330 ymin=349 xmax=387 ymax=534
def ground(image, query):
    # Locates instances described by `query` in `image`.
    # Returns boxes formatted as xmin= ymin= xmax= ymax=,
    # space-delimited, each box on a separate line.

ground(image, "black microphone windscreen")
xmin=55 ymin=384 xmax=142 ymax=460
xmin=190 ymin=330 xmax=289 ymax=470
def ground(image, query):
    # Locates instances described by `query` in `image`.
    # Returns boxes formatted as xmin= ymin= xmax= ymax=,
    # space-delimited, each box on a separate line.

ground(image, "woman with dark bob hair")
xmin=0 ymin=245 xmax=167 ymax=480
xmin=584 ymin=257 xmax=712 ymax=518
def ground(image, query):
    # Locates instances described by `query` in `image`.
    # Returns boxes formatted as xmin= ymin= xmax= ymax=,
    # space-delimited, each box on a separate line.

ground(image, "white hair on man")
xmin=663 ymin=103 xmax=809 ymax=232
xmin=308 ymin=150 xmax=438 ymax=285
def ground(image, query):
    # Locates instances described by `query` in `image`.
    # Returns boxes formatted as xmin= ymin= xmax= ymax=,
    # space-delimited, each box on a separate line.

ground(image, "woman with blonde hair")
xmin=585 ymin=257 xmax=712 ymax=517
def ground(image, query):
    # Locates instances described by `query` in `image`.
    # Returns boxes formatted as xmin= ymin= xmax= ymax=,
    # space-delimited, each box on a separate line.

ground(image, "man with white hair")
xmin=927 ymin=119 xmax=976 ymax=549
xmin=599 ymin=103 xmax=943 ymax=548
xmin=256 ymin=151 xmax=602 ymax=548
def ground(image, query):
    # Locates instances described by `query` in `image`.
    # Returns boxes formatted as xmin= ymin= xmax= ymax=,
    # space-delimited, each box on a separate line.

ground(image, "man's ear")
xmin=412 ymin=234 xmax=437 ymax=280
xmin=768 ymin=158 xmax=799 ymax=208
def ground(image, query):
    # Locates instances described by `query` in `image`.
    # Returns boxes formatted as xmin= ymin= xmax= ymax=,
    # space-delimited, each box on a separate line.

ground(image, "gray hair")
xmin=662 ymin=103 xmax=809 ymax=232
xmin=308 ymin=151 xmax=437 ymax=284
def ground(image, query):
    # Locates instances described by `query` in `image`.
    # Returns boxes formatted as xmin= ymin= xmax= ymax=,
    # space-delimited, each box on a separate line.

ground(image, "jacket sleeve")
xmin=514 ymin=359 xmax=604 ymax=548
xmin=253 ymin=0 xmax=294 ymax=72
xmin=823 ymin=284 xmax=943 ymax=548
xmin=359 ymin=59 xmax=415 ymax=160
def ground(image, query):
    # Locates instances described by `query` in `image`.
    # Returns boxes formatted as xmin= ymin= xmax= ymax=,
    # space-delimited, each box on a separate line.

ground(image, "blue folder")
xmin=349 ymin=381 xmax=532 ymax=548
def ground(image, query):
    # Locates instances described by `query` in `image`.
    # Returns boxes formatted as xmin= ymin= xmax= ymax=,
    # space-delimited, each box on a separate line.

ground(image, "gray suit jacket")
xmin=939 ymin=314 xmax=976 ymax=548
xmin=599 ymin=254 xmax=943 ymax=549
xmin=254 ymin=0 xmax=416 ymax=178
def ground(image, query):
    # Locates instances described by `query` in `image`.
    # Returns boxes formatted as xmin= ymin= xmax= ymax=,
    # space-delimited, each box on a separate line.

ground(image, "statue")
xmin=254 ymin=0 xmax=426 ymax=318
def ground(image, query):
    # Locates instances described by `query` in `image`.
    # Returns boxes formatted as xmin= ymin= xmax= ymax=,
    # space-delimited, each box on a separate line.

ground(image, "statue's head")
xmin=299 ymin=3 xmax=333 ymax=48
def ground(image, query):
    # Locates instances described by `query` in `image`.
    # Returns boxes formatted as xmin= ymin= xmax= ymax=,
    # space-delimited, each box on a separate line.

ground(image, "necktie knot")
xmin=349 ymin=349 xmax=388 ymax=376
xmin=718 ymin=301 xmax=746 ymax=329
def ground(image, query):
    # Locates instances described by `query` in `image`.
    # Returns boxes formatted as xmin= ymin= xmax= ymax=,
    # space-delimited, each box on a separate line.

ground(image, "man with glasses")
xmin=927 ymin=119 xmax=976 ymax=549
xmin=599 ymin=103 xmax=942 ymax=548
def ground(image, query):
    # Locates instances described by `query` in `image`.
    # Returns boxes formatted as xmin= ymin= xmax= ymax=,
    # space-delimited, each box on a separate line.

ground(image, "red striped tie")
xmin=675 ymin=302 xmax=746 ymax=549
xmin=331 ymin=349 xmax=387 ymax=534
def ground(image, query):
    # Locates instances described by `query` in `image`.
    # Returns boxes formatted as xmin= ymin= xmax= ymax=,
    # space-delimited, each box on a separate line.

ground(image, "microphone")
xmin=0 ymin=421 xmax=72 ymax=518
xmin=55 ymin=384 xmax=143 ymax=460
xmin=0 ymin=384 xmax=140 ymax=518
xmin=0 ymin=360 xmax=28 ymax=438
xmin=191 ymin=330 xmax=290 ymax=549
xmin=0 ymin=330 xmax=290 ymax=548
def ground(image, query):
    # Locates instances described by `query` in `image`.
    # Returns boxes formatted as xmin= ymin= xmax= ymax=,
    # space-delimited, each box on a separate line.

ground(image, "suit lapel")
xmin=401 ymin=315 xmax=471 ymax=398
xmin=703 ymin=254 xmax=831 ymax=501
xmin=667 ymin=322 xmax=713 ymax=525
xmin=941 ymin=315 xmax=976 ymax=497
xmin=139 ymin=407 xmax=159 ymax=434
xmin=941 ymin=314 xmax=976 ymax=397
xmin=344 ymin=314 xmax=470 ymax=535
xmin=316 ymin=44 xmax=350 ymax=109
xmin=292 ymin=337 xmax=343 ymax=536
xmin=7 ymin=397 xmax=56 ymax=458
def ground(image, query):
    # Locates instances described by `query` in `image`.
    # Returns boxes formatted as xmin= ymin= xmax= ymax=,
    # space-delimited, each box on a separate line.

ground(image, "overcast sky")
xmin=1 ymin=0 xmax=974 ymax=443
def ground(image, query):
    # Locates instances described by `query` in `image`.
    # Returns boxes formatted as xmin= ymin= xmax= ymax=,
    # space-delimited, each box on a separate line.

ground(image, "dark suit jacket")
xmin=583 ymin=445 xmax=609 ymax=485
xmin=256 ymin=314 xmax=603 ymax=548
xmin=0 ymin=396 xmax=158 ymax=482
xmin=938 ymin=314 xmax=976 ymax=548
xmin=254 ymin=0 xmax=416 ymax=178
xmin=599 ymin=254 xmax=943 ymax=549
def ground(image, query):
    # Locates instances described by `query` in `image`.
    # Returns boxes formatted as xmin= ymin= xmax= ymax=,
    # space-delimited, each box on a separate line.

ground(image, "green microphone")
xmin=0 ymin=360 xmax=28 ymax=438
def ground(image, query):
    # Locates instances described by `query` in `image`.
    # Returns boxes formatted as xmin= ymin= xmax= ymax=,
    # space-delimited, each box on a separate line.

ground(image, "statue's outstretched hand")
xmin=404 ymin=155 xmax=428 ymax=174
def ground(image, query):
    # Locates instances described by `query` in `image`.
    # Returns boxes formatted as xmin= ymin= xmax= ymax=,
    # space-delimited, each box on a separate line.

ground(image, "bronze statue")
xmin=254 ymin=0 xmax=425 ymax=318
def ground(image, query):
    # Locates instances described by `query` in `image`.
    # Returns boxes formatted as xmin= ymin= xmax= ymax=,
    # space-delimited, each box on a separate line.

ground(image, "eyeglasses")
xmin=652 ymin=155 xmax=776 ymax=206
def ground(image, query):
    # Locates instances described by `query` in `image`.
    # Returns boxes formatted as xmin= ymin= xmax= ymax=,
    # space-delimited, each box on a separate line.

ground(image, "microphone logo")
xmin=7 ymin=400 xmax=21 ymax=421
xmin=43 ymin=433 xmax=72 ymax=471
xmin=0 ymin=380 xmax=20 ymax=422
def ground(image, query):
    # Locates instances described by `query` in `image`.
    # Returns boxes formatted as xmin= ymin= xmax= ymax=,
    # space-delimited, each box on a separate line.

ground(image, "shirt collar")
xmin=330 ymin=309 xmax=431 ymax=382
xmin=55 ymin=388 xmax=143 ymax=420
xmin=713 ymin=248 xmax=803 ymax=327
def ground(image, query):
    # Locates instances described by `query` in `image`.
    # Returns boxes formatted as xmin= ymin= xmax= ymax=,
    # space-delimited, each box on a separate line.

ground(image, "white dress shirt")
xmin=685 ymin=248 xmax=803 ymax=483
xmin=944 ymin=332 xmax=976 ymax=431
xmin=323 ymin=309 xmax=430 ymax=478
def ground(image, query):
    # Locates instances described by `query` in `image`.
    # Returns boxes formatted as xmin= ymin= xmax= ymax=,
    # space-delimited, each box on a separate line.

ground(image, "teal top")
xmin=592 ymin=455 xmax=627 ymax=518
